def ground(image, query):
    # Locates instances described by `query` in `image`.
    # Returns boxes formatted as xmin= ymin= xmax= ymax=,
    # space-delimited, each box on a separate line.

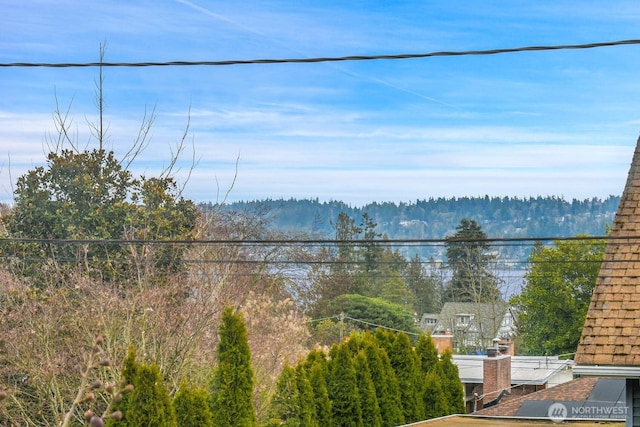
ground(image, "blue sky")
xmin=2 ymin=1 xmax=640 ymax=206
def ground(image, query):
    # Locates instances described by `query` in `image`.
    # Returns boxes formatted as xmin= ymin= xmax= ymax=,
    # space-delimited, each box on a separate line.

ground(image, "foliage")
xmin=353 ymin=351 xmax=382 ymax=427
xmin=265 ymin=330 xmax=465 ymax=427
xmin=327 ymin=344 xmax=363 ymax=427
xmin=294 ymin=365 xmax=319 ymax=427
xmin=240 ymin=293 xmax=310 ymax=421
xmin=267 ymin=366 xmax=302 ymax=427
xmin=423 ymin=369 xmax=448 ymax=419
xmin=415 ymin=333 xmax=439 ymax=375
xmin=510 ymin=236 xmax=606 ymax=355
xmin=213 ymin=195 xmax=619 ymax=260
xmin=361 ymin=337 xmax=404 ymax=426
xmin=326 ymin=294 xmax=419 ymax=335
xmin=387 ymin=333 xmax=424 ymax=423
xmin=443 ymin=219 xmax=500 ymax=303
xmin=124 ymin=361 xmax=176 ymax=427
xmin=307 ymin=360 xmax=332 ymax=427
xmin=2 ymin=148 xmax=198 ymax=285
xmin=173 ymin=381 xmax=214 ymax=427
xmin=209 ymin=307 xmax=257 ymax=427
xmin=437 ymin=350 xmax=466 ymax=414
xmin=404 ymin=254 xmax=443 ymax=314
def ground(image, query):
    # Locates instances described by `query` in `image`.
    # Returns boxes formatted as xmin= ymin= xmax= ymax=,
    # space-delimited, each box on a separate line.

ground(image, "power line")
xmin=0 ymin=234 xmax=617 ymax=245
xmin=1 ymin=39 xmax=639 ymax=68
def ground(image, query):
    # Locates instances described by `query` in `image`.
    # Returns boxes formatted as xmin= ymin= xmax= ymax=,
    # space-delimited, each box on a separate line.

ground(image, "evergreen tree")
xmin=362 ymin=339 xmax=404 ymax=426
xmin=295 ymin=364 xmax=319 ymax=427
xmin=353 ymin=351 xmax=382 ymax=427
xmin=308 ymin=361 xmax=332 ymax=427
xmin=125 ymin=362 xmax=177 ymax=427
xmin=423 ymin=369 xmax=448 ymax=419
xmin=437 ymin=350 xmax=465 ymax=414
xmin=106 ymin=347 xmax=138 ymax=427
xmin=327 ymin=344 xmax=363 ymax=427
xmin=209 ymin=307 xmax=257 ymax=427
xmin=415 ymin=333 xmax=439 ymax=375
xmin=387 ymin=333 xmax=424 ymax=423
xmin=268 ymin=365 xmax=302 ymax=426
xmin=443 ymin=219 xmax=500 ymax=303
xmin=173 ymin=381 xmax=214 ymax=427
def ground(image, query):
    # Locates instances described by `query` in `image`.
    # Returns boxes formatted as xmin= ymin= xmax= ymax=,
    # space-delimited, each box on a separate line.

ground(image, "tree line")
xmin=209 ymin=195 xmax=618 ymax=260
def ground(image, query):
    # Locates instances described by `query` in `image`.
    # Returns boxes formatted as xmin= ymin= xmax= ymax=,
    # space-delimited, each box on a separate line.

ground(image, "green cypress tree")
xmin=295 ymin=364 xmax=319 ymax=427
xmin=327 ymin=344 xmax=363 ymax=427
xmin=268 ymin=365 xmax=302 ymax=426
xmin=126 ymin=362 xmax=176 ymax=427
xmin=173 ymin=381 xmax=214 ymax=427
xmin=209 ymin=307 xmax=257 ymax=427
xmin=437 ymin=350 xmax=465 ymax=414
xmin=106 ymin=346 xmax=139 ymax=427
xmin=308 ymin=361 xmax=332 ymax=427
xmin=387 ymin=333 xmax=424 ymax=423
xmin=353 ymin=352 xmax=382 ymax=427
xmin=362 ymin=339 xmax=404 ymax=427
xmin=423 ymin=370 xmax=447 ymax=419
xmin=415 ymin=333 xmax=439 ymax=375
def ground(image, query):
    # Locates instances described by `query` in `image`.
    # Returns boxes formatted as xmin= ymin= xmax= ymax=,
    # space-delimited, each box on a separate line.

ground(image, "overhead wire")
xmin=1 ymin=39 xmax=640 ymax=68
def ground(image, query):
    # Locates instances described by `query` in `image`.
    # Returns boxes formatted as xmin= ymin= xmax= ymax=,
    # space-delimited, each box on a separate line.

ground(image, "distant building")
xmin=420 ymin=302 xmax=515 ymax=353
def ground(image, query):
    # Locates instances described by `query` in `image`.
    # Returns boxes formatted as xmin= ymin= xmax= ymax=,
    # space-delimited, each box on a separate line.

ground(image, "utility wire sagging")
xmin=1 ymin=39 xmax=640 ymax=68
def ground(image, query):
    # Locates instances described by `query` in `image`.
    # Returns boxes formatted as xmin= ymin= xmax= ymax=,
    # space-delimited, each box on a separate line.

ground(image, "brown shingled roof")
xmin=474 ymin=377 xmax=600 ymax=417
xmin=575 ymin=137 xmax=640 ymax=366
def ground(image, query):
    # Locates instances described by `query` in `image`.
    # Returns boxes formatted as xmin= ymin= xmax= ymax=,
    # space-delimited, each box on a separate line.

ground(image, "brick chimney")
xmin=431 ymin=334 xmax=453 ymax=355
xmin=482 ymin=352 xmax=511 ymax=408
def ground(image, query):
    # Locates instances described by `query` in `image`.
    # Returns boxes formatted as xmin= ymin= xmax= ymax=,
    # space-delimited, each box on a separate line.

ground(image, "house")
xmin=573 ymin=136 xmax=640 ymax=426
xmin=420 ymin=302 xmax=515 ymax=353
xmin=474 ymin=376 xmax=626 ymax=421
xmin=453 ymin=353 xmax=574 ymax=412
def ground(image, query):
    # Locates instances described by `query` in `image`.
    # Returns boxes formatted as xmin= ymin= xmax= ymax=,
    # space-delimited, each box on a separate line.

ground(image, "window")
xmin=457 ymin=314 xmax=472 ymax=326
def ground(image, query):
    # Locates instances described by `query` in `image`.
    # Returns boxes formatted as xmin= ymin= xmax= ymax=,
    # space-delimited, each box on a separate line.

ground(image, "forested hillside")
xmin=204 ymin=195 xmax=619 ymax=260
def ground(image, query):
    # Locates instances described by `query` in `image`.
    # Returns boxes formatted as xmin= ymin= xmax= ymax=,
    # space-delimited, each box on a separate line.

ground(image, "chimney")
xmin=482 ymin=347 xmax=511 ymax=408
xmin=431 ymin=334 xmax=453 ymax=355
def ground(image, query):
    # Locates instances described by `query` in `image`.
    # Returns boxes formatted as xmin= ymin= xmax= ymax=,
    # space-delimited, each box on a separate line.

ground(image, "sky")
xmin=2 ymin=2 xmax=640 ymax=207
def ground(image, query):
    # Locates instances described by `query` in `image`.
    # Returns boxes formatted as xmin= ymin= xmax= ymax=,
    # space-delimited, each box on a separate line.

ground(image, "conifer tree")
xmin=268 ymin=365 xmax=302 ymax=426
xmin=295 ymin=364 xmax=319 ymax=427
xmin=209 ymin=307 xmax=257 ymax=427
xmin=173 ymin=381 xmax=214 ymax=427
xmin=387 ymin=333 xmax=424 ymax=423
xmin=437 ymin=350 xmax=465 ymax=414
xmin=415 ymin=333 xmax=439 ymax=375
xmin=126 ymin=362 xmax=176 ymax=427
xmin=362 ymin=339 xmax=404 ymax=426
xmin=353 ymin=351 xmax=382 ymax=427
xmin=106 ymin=347 xmax=139 ymax=427
xmin=308 ymin=360 xmax=332 ymax=427
xmin=423 ymin=370 xmax=447 ymax=419
xmin=327 ymin=344 xmax=363 ymax=427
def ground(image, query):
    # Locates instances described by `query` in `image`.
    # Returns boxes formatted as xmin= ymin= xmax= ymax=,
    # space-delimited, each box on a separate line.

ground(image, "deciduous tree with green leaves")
xmin=2 ymin=148 xmax=198 ymax=285
xmin=510 ymin=236 xmax=606 ymax=355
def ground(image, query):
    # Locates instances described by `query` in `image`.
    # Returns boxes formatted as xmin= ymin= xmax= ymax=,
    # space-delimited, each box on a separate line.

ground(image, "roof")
xmin=474 ymin=377 xmax=625 ymax=420
xmin=427 ymin=301 xmax=511 ymax=338
xmin=575 ymin=136 xmax=640 ymax=368
xmin=453 ymin=355 xmax=573 ymax=385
